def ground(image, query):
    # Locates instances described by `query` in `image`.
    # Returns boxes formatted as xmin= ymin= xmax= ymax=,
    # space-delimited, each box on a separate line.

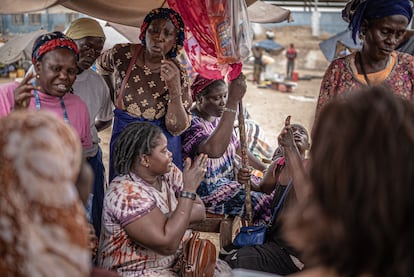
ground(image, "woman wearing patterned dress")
xmin=316 ymin=0 xmax=414 ymax=120
xmin=182 ymin=73 xmax=273 ymax=224
xmin=96 ymin=8 xmax=191 ymax=181
xmin=97 ymin=122 xmax=232 ymax=276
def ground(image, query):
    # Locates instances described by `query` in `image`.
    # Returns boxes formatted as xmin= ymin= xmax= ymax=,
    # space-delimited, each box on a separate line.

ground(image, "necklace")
xmin=357 ymin=52 xmax=371 ymax=86
xmin=357 ymin=52 xmax=391 ymax=87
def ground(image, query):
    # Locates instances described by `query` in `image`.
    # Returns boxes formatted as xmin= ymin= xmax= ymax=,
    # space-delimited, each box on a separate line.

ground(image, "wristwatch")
xmin=179 ymin=191 xmax=197 ymax=200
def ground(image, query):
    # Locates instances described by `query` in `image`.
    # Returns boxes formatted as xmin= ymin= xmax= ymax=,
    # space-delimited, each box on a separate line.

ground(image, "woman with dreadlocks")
xmin=316 ymin=0 xmax=414 ymax=120
xmin=96 ymin=8 xmax=191 ymax=182
xmin=97 ymin=122 xmax=232 ymax=276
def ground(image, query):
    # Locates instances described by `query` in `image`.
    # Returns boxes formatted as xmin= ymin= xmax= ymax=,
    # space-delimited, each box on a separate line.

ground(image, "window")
xmin=29 ymin=14 xmax=41 ymax=25
xmin=11 ymin=14 xmax=24 ymax=26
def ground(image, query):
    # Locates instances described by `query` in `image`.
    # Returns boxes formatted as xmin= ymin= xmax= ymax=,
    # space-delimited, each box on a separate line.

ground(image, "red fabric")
xmin=168 ymin=0 xmax=242 ymax=80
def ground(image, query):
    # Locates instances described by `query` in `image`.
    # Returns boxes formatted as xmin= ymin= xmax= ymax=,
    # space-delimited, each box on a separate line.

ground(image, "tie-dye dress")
xmin=97 ymin=167 xmax=188 ymax=276
xmin=182 ymin=114 xmax=273 ymax=224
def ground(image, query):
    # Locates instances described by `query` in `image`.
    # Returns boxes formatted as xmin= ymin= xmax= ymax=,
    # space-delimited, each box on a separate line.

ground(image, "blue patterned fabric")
xmin=182 ymin=113 xmax=273 ymax=224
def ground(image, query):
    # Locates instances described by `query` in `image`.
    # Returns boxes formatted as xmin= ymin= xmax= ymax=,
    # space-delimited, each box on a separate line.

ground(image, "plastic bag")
xmin=206 ymin=0 xmax=253 ymax=65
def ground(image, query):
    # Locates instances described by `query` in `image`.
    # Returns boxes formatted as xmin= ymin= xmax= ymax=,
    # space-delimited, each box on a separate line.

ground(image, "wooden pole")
xmin=238 ymin=100 xmax=252 ymax=225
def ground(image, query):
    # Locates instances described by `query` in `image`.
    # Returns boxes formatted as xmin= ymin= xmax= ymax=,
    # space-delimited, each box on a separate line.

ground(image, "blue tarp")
xmin=254 ymin=39 xmax=284 ymax=52
xmin=319 ymin=29 xmax=362 ymax=62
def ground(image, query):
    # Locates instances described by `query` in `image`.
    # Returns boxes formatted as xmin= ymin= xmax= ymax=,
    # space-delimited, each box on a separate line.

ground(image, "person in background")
xmin=252 ymin=46 xmax=264 ymax=85
xmin=182 ymin=73 xmax=273 ymax=224
xmin=0 ymin=110 xmax=92 ymax=276
xmin=65 ymin=17 xmax=114 ymax=240
xmin=0 ymin=31 xmax=92 ymax=153
xmin=224 ymin=122 xmax=309 ymax=275
xmin=285 ymin=43 xmax=297 ymax=80
xmin=96 ymin=8 xmax=191 ymax=182
xmin=285 ymin=86 xmax=414 ymax=277
xmin=316 ymin=0 xmax=414 ymax=119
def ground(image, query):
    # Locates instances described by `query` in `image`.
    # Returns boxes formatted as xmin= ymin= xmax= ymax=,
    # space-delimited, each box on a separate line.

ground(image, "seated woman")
xmin=97 ymin=122 xmax=231 ymax=276
xmin=224 ymin=121 xmax=310 ymax=275
xmin=182 ymin=73 xmax=273 ymax=224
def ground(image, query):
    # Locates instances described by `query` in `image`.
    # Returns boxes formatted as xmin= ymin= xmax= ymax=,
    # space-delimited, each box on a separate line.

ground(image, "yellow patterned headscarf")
xmin=0 ymin=110 xmax=91 ymax=276
xmin=65 ymin=17 xmax=106 ymax=40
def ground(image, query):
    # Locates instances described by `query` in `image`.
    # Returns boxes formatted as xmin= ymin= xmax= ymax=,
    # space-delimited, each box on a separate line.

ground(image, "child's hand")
xmin=237 ymin=167 xmax=251 ymax=186
xmin=278 ymin=115 xmax=296 ymax=149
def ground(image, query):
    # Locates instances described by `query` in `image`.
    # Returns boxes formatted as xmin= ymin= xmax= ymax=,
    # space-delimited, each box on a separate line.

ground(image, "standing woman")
xmin=0 ymin=31 xmax=92 ymax=153
xmin=316 ymin=0 xmax=414 ymax=118
xmin=96 ymin=8 xmax=191 ymax=182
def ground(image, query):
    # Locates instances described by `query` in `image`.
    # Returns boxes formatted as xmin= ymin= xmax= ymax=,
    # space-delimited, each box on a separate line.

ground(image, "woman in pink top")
xmin=0 ymin=31 xmax=92 ymax=151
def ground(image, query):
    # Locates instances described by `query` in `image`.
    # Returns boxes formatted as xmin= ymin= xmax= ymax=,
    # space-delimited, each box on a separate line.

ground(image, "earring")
xmin=36 ymin=74 xmax=40 ymax=79
xmin=145 ymin=164 xmax=149 ymax=168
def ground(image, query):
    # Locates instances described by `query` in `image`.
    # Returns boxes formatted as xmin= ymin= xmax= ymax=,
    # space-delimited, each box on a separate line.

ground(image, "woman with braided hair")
xmin=96 ymin=8 xmax=191 ymax=182
xmin=97 ymin=122 xmax=227 ymax=275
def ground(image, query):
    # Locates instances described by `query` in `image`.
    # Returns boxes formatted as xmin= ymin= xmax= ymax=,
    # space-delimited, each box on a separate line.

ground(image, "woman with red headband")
xmin=96 ymin=8 xmax=191 ymax=182
xmin=182 ymin=73 xmax=273 ymax=224
xmin=0 ymin=31 xmax=92 ymax=153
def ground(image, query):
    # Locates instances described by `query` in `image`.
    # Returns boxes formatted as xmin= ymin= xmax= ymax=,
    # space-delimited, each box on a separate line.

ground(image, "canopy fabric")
xmin=247 ymin=1 xmax=292 ymax=23
xmin=0 ymin=1 xmax=291 ymax=27
xmin=0 ymin=0 xmax=61 ymax=14
xmin=319 ymin=29 xmax=362 ymax=62
xmin=0 ymin=29 xmax=47 ymax=65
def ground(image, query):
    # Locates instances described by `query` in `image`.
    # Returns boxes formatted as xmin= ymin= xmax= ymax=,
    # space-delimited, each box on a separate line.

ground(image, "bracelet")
xmin=223 ymin=107 xmax=237 ymax=114
xmin=179 ymin=191 xmax=196 ymax=200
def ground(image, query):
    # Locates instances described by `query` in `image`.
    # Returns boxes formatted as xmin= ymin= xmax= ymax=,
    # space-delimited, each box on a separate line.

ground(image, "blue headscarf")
xmin=342 ymin=0 xmax=413 ymax=43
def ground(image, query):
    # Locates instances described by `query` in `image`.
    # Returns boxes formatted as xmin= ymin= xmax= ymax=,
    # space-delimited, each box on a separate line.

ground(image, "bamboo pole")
xmin=237 ymin=100 xmax=252 ymax=225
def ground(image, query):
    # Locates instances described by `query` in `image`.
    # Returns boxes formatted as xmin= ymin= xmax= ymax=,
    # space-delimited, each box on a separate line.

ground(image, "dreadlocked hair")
xmin=113 ymin=122 xmax=163 ymax=175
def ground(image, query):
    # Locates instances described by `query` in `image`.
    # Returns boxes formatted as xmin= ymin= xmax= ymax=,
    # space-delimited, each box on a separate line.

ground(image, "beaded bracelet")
xmin=223 ymin=107 xmax=237 ymax=114
xmin=179 ymin=191 xmax=197 ymax=200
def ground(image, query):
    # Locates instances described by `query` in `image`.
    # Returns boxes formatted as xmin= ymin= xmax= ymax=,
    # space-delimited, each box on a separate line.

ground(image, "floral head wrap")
xmin=190 ymin=74 xmax=224 ymax=101
xmin=342 ymin=0 xmax=413 ymax=43
xmin=0 ymin=110 xmax=90 ymax=276
xmin=139 ymin=8 xmax=185 ymax=58
xmin=32 ymin=31 xmax=79 ymax=64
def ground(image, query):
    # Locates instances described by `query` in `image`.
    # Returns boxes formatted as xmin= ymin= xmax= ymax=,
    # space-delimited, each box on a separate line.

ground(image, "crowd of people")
xmin=1 ymin=0 xmax=414 ymax=276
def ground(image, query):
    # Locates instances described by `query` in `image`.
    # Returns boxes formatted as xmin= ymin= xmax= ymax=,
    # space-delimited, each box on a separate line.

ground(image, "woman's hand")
xmin=161 ymin=59 xmax=181 ymax=94
xmin=227 ymin=73 xmax=247 ymax=106
xmin=13 ymin=72 xmax=36 ymax=110
xmin=182 ymin=153 xmax=208 ymax=193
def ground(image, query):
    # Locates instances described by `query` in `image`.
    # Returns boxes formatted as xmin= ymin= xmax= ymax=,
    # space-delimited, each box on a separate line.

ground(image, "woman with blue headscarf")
xmin=315 ymin=0 xmax=414 ymax=120
xmin=96 ymin=8 xmax=191 ymax=182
